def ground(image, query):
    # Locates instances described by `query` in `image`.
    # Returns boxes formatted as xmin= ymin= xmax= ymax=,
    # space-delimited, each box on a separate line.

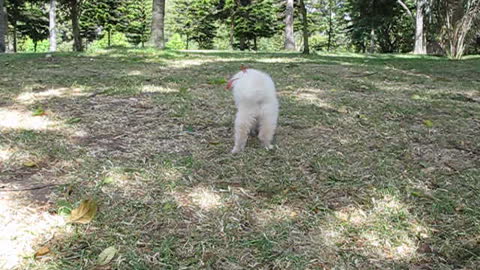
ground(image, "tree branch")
xmin=397 ymin=0 xmax=414 ymax=20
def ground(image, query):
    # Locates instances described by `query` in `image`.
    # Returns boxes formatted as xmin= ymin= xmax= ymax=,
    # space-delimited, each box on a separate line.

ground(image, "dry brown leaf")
xmin=34 ymin=246 xmax=50 ymax=259
xmin=68 ymin=199 xmax=98 ymax=224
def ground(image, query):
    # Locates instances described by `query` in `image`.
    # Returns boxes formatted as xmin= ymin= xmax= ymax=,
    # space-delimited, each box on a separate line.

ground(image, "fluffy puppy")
xmin=226 ymin=68 xmax=279 ymax=153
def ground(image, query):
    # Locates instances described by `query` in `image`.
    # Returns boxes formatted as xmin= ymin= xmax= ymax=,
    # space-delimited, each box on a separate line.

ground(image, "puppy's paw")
xmin=263 ymin=144 xmax=274 ymax=151
xmin=231 ymin=147 xmax=242 ymax=154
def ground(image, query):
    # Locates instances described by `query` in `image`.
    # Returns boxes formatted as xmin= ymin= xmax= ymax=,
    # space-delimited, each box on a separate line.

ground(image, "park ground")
xmin=0 ymin=49 xmax=479 ymax=269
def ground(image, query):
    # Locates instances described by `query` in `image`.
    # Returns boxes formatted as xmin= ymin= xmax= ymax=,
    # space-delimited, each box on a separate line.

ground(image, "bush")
xmin=88 ymin=32 xmax=130 ymax=51
xmin=310 ymin=35 xmax=328 ymax=52
xmin=166 ymin=33 xmax=186 ymax=50
xmin=18 ymin=37 xmax=49 ymax=52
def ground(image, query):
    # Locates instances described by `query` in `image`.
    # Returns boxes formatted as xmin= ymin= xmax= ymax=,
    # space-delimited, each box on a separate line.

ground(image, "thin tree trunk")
xmin=13 ymin=21 xmax=17 ymax=53
xmin=239 ymin=36 xmax=246 ymax=51
xmin=150 ymin=0 xmax=165 ymax=49
xmin=230 ymin=16 xmax=234 ymax=49
xmin=368 ymin=27 xmax=375 ymax=53
xmin=284 ymin=0 xmax=295 ymax=50
xmin=299 ymin=0 xmax=309 ymax=54
xmin=71 ymin=0 xmax=82 ymax=51
xmin=49 ymin=0 xmax=57 ymax=52
xmin=253 ymin=36 xmax=257 ymax=51
xmin=0 ymin=0 xmax=6 ymax=53
xmin=414 ymin=0 xmax=426 ymax=54
xmin=396 ymin=0 xmax=414 ymax=20
xmin=34 ymin=41 xmax=37 ymax=52
xmin=107 ymin=29 xmax=111 ymax=47
xmin=327 ymin=0 xmax=333 ymax=51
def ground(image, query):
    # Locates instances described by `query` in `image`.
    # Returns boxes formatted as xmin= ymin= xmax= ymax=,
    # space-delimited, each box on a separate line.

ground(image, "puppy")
xmin=226 ymin=67 xmax=279 ymax=153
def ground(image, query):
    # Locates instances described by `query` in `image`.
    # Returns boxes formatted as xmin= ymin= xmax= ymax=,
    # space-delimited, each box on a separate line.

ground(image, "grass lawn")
xmin=0 ymin=48 xmax=479 ymax=269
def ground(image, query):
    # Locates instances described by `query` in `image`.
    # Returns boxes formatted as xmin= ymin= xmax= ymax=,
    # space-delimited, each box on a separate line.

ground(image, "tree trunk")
xmin=368 ymin=27 xmax=375 ymax=53
xmin=299 ymin=0 xmax=309 ymax=54
xmin=284 ymin=0 xmax=295 ymax=50
xmin=327 ymin=0 xmax=333 ymax=51
xmin=0 ymin=0 xmax=5 ymax=53
xmin=150 ymin=0 xmax=165 ymax=49
xmin=107 ymin=29 xmax=111 ymax=47
xmin=239 ymin=36 xmax=246 ymax=51
xmin=414 ymin=0 xmax=426 ymax=54
xmin=34 ymin=41 xmax=37 ymax=52
xmin=13 ymin=21 xmax=17 ymax=53
xmin=253 ymin=36 xmax=257 ymax=51
xmin=446 ymin=1 xmax=480 ymax=59
xmin=71 ymin=0 xmax=82 ymax=51
xmin=49 ymin=0 xmax=57 ymax=52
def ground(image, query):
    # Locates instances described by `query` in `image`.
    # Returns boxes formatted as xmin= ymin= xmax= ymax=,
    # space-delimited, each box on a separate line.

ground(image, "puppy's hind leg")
xmin=258 ymin=105 xmax=278 ymax=150
xmin=232 ymin=110 xmax=255 ymax=154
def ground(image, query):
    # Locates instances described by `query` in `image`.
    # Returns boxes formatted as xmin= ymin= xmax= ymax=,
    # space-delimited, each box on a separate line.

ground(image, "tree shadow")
xmin=1 ymin=49 xmax=479 ymax=269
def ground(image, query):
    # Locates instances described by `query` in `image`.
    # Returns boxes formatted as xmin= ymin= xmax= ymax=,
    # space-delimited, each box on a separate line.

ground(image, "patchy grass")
xmin=1 ymin=48 xmax=479 ymax=269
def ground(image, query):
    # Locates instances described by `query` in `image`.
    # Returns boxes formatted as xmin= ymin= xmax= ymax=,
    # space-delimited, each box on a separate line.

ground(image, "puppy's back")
xmin=232 ymin=69 xmax=277 ymax=107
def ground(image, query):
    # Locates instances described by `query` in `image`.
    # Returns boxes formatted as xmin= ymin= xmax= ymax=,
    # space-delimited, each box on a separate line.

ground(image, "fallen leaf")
xmin=66 ymin=117 xmax=82 ymax=124
xmin=68 ymin=199 xmax=98 ymax=224
xmin=34 ymin=246 xmax=50 ymax=259
xmin=23 ymin=161 xmax=38 ymax=167
xmin=423 ymin=120 xmax=434 ymax=128
xmin=97 ymin=246 xmax=117 ymax=265
xmin=32 ymin=108 xmax=46 ymax=116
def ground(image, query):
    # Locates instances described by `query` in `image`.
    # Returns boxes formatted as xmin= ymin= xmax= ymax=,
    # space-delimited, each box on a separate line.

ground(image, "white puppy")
xmin=226 ymin=68 xmax=279 ymax=153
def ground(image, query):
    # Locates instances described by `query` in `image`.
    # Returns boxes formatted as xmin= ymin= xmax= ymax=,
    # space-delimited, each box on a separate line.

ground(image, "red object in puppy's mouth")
xmin=226 ymin=78 xmax=239 ymax=90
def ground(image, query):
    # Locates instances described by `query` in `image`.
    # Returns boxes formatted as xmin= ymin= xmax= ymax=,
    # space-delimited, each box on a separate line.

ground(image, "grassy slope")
xmin=0 ymin=49 xmax=479 ymax=269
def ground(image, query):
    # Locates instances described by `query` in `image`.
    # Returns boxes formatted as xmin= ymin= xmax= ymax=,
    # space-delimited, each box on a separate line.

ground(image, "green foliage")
xmin=80 ymin=0 xmax=123 ymax=44
xmin=309 ymin=34 xmax=328 ymax=51
xmin=225 ymin=0 xmax=279 ymax=50
xmin=118 ymin=0 xmax=151 ymax=47
xmin=345 ymin=0 xmax=414 ymax=53
xmin=18 ymin=37 xmax=49 ymax=52
xmin=171 ymin=0 xmax=218 ymax=49
xmin=87 ymin=32 xmax=129 ymax=51
xmin=166 ymin=33 xmax=186 ymax=50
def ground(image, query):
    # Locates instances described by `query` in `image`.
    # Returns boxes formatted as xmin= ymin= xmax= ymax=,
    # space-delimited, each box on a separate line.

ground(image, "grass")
xmin=0 ymin=48 xmax=479 ymax=269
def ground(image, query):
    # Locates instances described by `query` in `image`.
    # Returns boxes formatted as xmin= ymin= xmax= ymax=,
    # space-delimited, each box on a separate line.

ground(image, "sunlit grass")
xmin=0 ymin=48 xmax=479 ymax=269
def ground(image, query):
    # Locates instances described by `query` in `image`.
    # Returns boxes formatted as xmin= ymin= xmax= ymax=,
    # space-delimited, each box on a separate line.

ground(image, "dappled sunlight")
xmin=254 ymin=205 xmax=298 ymax=226
xmin=0 ymin=107 xmax=59 ymax=131
xmin=293 ymin=90 xmax=334 ymax=109
xmin=172 ymin=186 xmax=223 ymax=211
xmin=169 ymin=58 xmax=219 ymax=68
xmin=0 ymin=200 xmax=67 ymax=269
xmin=0 ymin=147 xmax=13 ymax=162
xmin=256 ymin=58 xmax=307 ymax=63
xmin=16 ymin=87 xmax=85 ymax=105
xmin=312 ymin=195 xmax=430 ymax=262
xmin=141 ymin=84 xmax=179 ymax=93
xmin=127 ymin=70 xmax=143 ymax=76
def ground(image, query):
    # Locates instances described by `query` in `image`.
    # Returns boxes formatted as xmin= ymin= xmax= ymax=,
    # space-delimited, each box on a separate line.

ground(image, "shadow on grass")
xmin=0 ymin=49 xmax=479 ymax=269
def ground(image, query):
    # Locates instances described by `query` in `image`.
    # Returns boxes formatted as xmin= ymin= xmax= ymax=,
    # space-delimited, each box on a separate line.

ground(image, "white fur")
xmin=229 ymin=69 xmax=279 ymax=153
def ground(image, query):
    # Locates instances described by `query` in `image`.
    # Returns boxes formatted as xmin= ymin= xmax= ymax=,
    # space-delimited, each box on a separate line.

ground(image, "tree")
xmin=284 ymin=0 xmax=295 ymax=50
xmin=299 ymin=0 xmax=309 ymax=53
xmin=118 ymin=0 xmax=151 ymax=47
xmin=67 ymin=0 xmax=82 ymax=51
xmin=150 ymin=0 xmax=165 ymax=48
xmin=227 ymin=0 xmax=278 ymax=50
xmin=6 ymin=0 xmax=25 ymax=52
xmin=49 ymin=0 xmax=56 ymax=51
xmin=438 ymin=0 xmax=480 ymax=59
xmin=80 ymin=0 xmax=122 ymax=47
xmin=17 ymin=2 xmax=49 ymax=52
xmin=414 ymin=0 xmax=427 ymax=54
xmin=346 ymin=0 xmax=414 ymax=53
xmin=0 ymin=0 xmax=5 ymax=52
